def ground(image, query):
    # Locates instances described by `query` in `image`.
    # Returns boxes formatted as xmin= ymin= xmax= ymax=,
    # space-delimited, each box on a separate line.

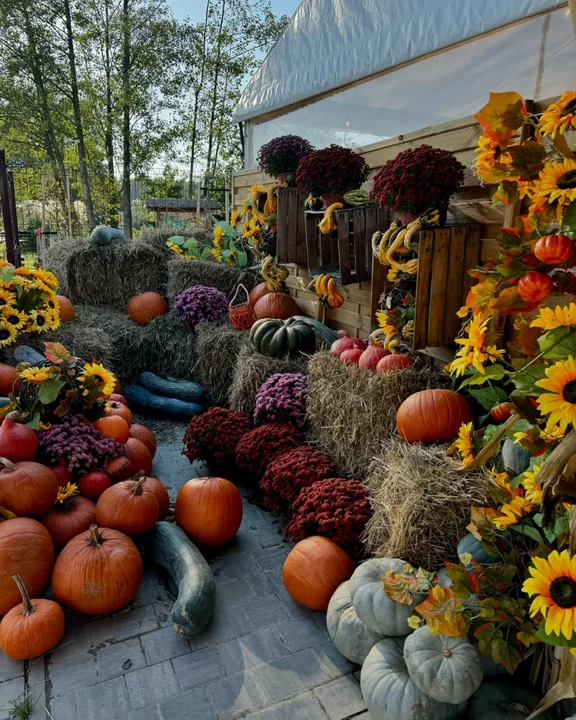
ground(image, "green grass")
xmin=8 ymin=692 xmax=37 ymax=720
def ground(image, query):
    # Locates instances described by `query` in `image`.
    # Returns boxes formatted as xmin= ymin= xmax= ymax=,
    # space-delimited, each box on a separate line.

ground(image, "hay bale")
xmin=167 ymin=257 xmax=260 ymax=301
xmin=195 ymin=322 xmax=251 ymax=405
xmin=138 ymin=227 xmax=195 ymax=254
xmin=363 ymin=440 xmax=491 ymax=570
xmin=65 ymin=240 xmax=169 ymax=308
xmin=306 ymin=352 xmax=450 ymax=479
xmin=139 ymin=311 xmax=197 ymax=381
xmin=45 ymin=237 xmax=87 ymax=297
xmin=228 ymin=345 xmax=308 ymax=415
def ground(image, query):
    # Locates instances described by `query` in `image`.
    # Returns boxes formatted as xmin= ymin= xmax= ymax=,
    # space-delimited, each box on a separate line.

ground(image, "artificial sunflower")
xmin=531 ymin=158 xmax=576 ymax=223
xmin=0 ymin=322 xmax=17 ymax=348
xmin=32 ymin=268 xmax=58 ymax=289
xmin=521 ymin=465 xmax=542 ymax=504
xmin=0 ymin=289 xmax=16 ymax=309
xmin=19 ymin=366 xmax=58 ymax=383
xmin=213 ymin=225 xmax=224 ymax=243
xmin=375 ymin=310 xmax=397 ymax=336
xmin=56 ymin=482 xmax=78 ymax=504
xmin=539 ymin=91 xmax=576 ymax=139
xmin=230 ymin=210 xmax=241 ymax=226
xmin=523 ymin=549 xmax=576 ymax=640
xmin=27 ymin=309 xmax=52 ymax=333
xmin=243 ymin=226 xmax=258 ymax=239
xmin=492 ymin=495 xmax=533 ymax=530
xmin=45 ymin=311 xmax=60 ymax=331
xmin=488 ymin=468 xmax=512 ymax=491
xmin=532 ymin=304 xmax=576 ymax=331
xmin=33 ymin=278 xmax=54 ymax=294
xmin=14 ymin=267 xmax=32 ymax=277
xmin=450 ymin=311 xmax=505 ymax=376
xmin=536 ymin=356 xmax=576 ymax=431
xmin=455 ymin=422 xmax=475 ymax=467
xmin=78 ymin=362 xmax=116 ymax=398
xmin=1 ymin=306 xmax=27 ymax=331
xmin=474 ymin=135 xmax=513 ymax=185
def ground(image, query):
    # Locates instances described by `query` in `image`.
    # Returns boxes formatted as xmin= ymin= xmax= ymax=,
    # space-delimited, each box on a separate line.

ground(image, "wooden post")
xmin=65 ymin=172 xmax=73 ymax=236
xmin=196 ymin=180 xmax=201 ymax=220
xmin=569 ymin=0 xmax=576 ymax=36
xmin=6 ymin=170 xmax=21 ymax=267
xmin=225 ymin=174 xmax=230 ymax=224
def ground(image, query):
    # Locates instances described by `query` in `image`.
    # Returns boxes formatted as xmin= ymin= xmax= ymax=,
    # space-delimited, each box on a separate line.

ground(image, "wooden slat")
xmin=443 ymin=227 xmax=466 ymax=345
xmin=337 ymin=210 xmax=352 ymax=285
xmin=427 ymin=229 xmax=451 ymax=346
xmin=295 ymin=192 xmax=307 ymax=265
xmin=286 ymin=190 xmax=298 ymax=262
xmin=480 ymin=238 xmax=500 ymax=262
xmin=353 ymin=208 xmax=367 ymax=282
xmin=413 ymin=231 xmax=434 ymax=350
xmin=276 ymin=188 xmax=288 ymax=263
xmin=305 ymin=213 xmax=319 ymax=271
xmin=319 ymin=229 xmax=331 ymax=266
xmin=461 ymin=225 xmax=481 ymax=304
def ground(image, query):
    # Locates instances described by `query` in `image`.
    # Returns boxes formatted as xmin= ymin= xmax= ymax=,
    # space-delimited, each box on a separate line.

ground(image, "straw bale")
xmin=195 ymin=322 xmax=251 ymax=406
xmin=167 ymin=257 xmax=260 ymax=301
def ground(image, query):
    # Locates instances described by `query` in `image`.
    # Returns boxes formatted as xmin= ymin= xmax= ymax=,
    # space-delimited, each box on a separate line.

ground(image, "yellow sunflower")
xmin=27 ymin=309 xmax=52 ymax=333
xmin=531 ymin=304 xmax=576 ymax=332
xmin=33 ymin=278 xmax=54 ymax=294
xmin=19 ymin=366 xmax=58 ymax=383
xmin=488 ymin=468 xmax=512 ymax=490
xmin=532 ymin=158 xmax=576 ymax=223
xmin=492 ymin=495 xmax=533 ymax=530
xmin=56 ymin=482 xmax=78 ymax=504
xmin=0 ymin=322 xmax=18 ymax=348
xmin=231 ymin=210 xmax=241 ymax=226
xmin=44 ymin=311 xmax=60 ymax=331
xmin=78 ymin=362 xmax=116 ymax=398
xmin=14 ymin=267 xmax=32 ymax=277
xmin=455 ymin=422 xmax=475 ymax=467
xmin=474 ymin=135 xmax=513 ymax=185
xmin=1 ymin=306 xmax=27 ymax=331
xmin=536 ymin=356 xmax=576 ymax=431
xmin=375 ymin=310 xmax=397 ymax=336
xmin=450 ymin=312 xmax=505 ymax=376
xmin=213 ymin=225 xmax=224 ymax=243
xmin=523 ymin=550 xmax=576 ymax=640
xmin=0 ymin=289 xmax=16 ymax=309
xmin=243 ymin=226 xmax=258 ymax=239
xmin=32 ymin=268 xmax=58 ymax=289
xmin=539 ymin=92 xmax=576 ymax=138
xmin=521 ymin=464 xmax=542 ymax=504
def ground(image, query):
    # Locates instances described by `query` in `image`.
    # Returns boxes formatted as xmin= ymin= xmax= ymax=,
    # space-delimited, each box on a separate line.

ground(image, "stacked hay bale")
xmin=167 ymin=256 xmax=261 ymax=301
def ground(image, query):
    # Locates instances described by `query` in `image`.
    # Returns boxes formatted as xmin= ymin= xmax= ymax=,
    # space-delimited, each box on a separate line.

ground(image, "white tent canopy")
xmin=236 ymin=0 xmax=576 ymax=167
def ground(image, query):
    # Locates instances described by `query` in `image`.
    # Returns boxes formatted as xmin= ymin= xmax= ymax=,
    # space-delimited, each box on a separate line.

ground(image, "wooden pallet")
xmin=276 ymin=187 xmax=307 ymax=264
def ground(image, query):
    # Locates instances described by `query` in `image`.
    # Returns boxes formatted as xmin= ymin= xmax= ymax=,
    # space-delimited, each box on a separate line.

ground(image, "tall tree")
xmin=121 ymin=0 xmax=132 ymax=238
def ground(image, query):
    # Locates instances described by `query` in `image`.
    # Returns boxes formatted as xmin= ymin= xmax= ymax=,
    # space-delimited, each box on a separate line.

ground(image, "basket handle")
xmin=230 ymin=283 xmax=249 ymax=307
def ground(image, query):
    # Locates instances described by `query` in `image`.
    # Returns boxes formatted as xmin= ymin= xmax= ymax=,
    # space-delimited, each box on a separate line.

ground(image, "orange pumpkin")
xmin=52 ymin=524 xmax=143 ymax=615
xmin=0 ymin=518 xmax=55 ymax=616
xmin=0 ymin=458 xmax=58 ymax=518
xmin=105 ymin=456 xmax=133 ymax=483
xmin=126 ymin=292 xmax=168 ymax=326
xmin=517 ymin=271 xmax=553 ymax=304
xmin=0 ymin=575 xmax=65 ymax=660
xmin=129 ymin=424 xmax=157 ymax=458
xmin=282 ymin=536 xmax=355 ymax=610
xmin=249 ymin=282 xmax=272 ymax=307
xmin=124 ymin=437 xmax=152 ymax=476
xmin=533 ymin=234 xmax=574 ymax=264
xmin=56 ymin=295 xmax=75 ymax=322
xmin=175 ymin=477 xmax=243 ymax=547
xmin=94 ymin=415 xmax=130 ymax=444
xmin=253 ymin=292 xmax=299 ymax=320
xmin=96 ymin=475 xmax=159 ymax=536
xmin=376 ymin=354 xmax=413 ymax=373
xmin=490 ymin=402 xmax=513 ymax=423
xmin=0 ymin=364 xmax=18 ymax=396
xmin=105 ymin=401 xmax=133 ymax=426
xmin=142 ymin=476 xmax=170 ymax=520
xmin=42 ymin=495 xmax=97 ymax=552
xmin=396 ymin=389 xmax=472 ymax=444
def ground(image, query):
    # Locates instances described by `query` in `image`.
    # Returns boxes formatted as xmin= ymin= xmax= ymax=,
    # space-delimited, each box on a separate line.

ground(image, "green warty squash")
xmin=467 ymin=679 xmax=554 ymax=719
xmin=250 ymin=317 xmax=316 ymax=357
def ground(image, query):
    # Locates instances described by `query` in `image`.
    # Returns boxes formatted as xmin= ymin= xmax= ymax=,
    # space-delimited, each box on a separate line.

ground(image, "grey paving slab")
xmin=125 ymin=707 xmax=162 ymax=720
xmin=244 ymin=691 xmax=329 ymax=720
xmin=171 ymin=647 xmax=224 ymax=690
xmin=275 ymin=616 xmax=330 ymax=653
xmin=158 ymin=687 xmax=216 ymax=720
xmin=0 ymin=677 xmax=25 ymax=720
xmin=125 ymin=660 xmax=180 ymax=710
xmin=313 ymin=675 xmax=366 ymax=720
xmin=140 ymin=625 xmax=192 ymax=665
xmin=0 ymin=653 xmax=23 ymax=684
xmin=251 ymin=546 xmax=288 ymax=571
xmin=110 ymin=604 xmax=159 ymax=641
xmin=206 ymin=670 xmax=264 ymax=720
xmin=218 ymin=628 xmax=290 ymax=676
xmin=189 ymin=606 xmax=253 ymax=650
xmin=215 ymin=578 xmax=258 ymax=611
xmin=48 ymin=651 xmax=98 ymax=698
xmin=96 ymin=638 xmax=147 ymax=682
xmin=212 ymin=552 xmax=259 ymax=581
xmin=47 ymin=693 xmax=78 ymax=720
xmin=250 ymin=648 xmax=332 ymax=705
xmin=313 ymin=642 xmax=355 ymax=680
xmin=75 ymin=676 xmax=131 ymax=720
xmin=241 ymin=594 xmax=290 ymax=629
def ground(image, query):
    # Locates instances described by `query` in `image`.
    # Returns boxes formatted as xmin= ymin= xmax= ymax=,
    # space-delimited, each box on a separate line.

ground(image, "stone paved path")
xmin=0 ymin=443 xmax=370 ymax=720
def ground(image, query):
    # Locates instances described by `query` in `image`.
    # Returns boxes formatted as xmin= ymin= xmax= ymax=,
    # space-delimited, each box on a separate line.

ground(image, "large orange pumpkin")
xmin=282 ymin=536 xmax=355 ymax=610
xmin=0 ymin=364 xmax=18 ymax=396
xmin=126 ymin=292 xmax=168 ymax=326
xmin=94 ymin=415 xmax=130 ymax=444
xmin=52 ymin=524 xmax=143 ymax=615
xmin=105 ymin=456 xmax=133 ymax=483
xmin=129 ymin=424 xmax=157 ymax=458
xmin=0 ymin=518 xmax=55 ymax=616
xmin=56 ymin=296 xmax=75 ymax=322
xmin=142 ymin=475 xmax=170 ymax=520
xmin=0 ymin=458 xmax=58 ymax=518
xmin=42 ymin=495 xmax=97 ymax=552
xmin=396 ymin=389 xmax=472 ymax=444
xmin=96 ymin=476 xmax=159 ymax=536
xmin=105 ymin=401 xmax=133 ymax=427
xmin=0 ymin=575 xmax=65 ymax=660
xmin=249 ymin=282 xmax=272 ymax=307
xmin=175 ymin=477 xmax=243 ymax=547
xmin=253 ymin=292 xmax=299 ymax=320
xmin=124 ymin=437 xmax=152 ymax=476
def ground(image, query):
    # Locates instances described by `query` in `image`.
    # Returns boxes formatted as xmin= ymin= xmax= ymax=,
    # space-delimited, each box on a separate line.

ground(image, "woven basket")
xmin=229 ymin=284 xmax=256 ymax=330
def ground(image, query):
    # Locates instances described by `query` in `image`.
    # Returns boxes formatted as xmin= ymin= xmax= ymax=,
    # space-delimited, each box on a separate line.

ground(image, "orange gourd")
xmin=96 ymin=475 xmax=159 ymax=536
xmin=94 ymin=415 xmax=130 ymax=444
xmin=396 ymin=389 xmax=472 ymax=444
xmin=0 ymin=458 xmax=58 ymax=518
xmin=533 ymin=234 xmax=574 ymax=264
xmin=126 ymin=292 xmax=168 ymax=326
xmin=376 ymin=354 xmax=413 ymax=373
xmin=105 ymin=401 xmax=133 ymax=427
xmin=282 ymin=536 xmax=355 ymax=610
xmin=52 ymin=524 xmax=143 ymax=615
xmin=253 ymin=292 xmax=299 ymax=320
xmin=105 ymin=456 xmax=133 ymax=483
xmin=0 ymin=575 xmax=65 ymax=659
xmin=249 ymin=282 xmax=273 ymax=307
xmin=0 ymin=518 xmax=54 ymax=616
xmin=124 ymin=437 xmax=152 ymax=476
xmin=517 ymin=271 xmax=553 ymax=304
xmin=175 ymin=477 xmax=242 ymax=547
xmin=56 ymin=295 xmax=75 ymax=322
xmin=42 ymin=494 xmax=97 ymax=552
xmin=129 ymin=424 xmax=157 ymax=458
xmin=490 ymin=402 xmax=513 ymax=423
xmin=0 ymin=364 xmax=18 ymax=396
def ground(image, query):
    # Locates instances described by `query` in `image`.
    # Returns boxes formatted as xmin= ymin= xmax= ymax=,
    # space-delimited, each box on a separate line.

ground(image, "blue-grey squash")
xmin=90 ymin=225 xmax=125 ymax=246
xmin=501 ymin=438 xmax=531 ymax=476
xmin=457 ymin=532 xmax=513 ymax=566
xmin=467 ymin=679 xmax=554 ymax=719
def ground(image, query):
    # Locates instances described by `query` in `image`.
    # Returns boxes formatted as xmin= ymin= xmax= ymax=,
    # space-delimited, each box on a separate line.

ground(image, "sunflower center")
xmin=36 ymin=315 xmax=45 ymax=326
xmin=557 ymin=170 xmax=576 ymax=190
xmin=95 ymin=375 xmax=104 ymax=383
xmin=6 ymin=315 xmax=18 ymax=326
xmin=549 ymin=576 xmax=576 ymax=608
xmin=0 ymin=330 xmax=9 ymax=340
xmin=562 ymin=380 xmax=576 ymax=404
xmin=561 ymin=99 xmax=576 ymax=117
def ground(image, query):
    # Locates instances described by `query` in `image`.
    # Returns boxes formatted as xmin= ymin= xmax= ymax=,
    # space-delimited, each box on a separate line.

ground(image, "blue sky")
xmin=168 ymin=0 xmax=301 ymax=22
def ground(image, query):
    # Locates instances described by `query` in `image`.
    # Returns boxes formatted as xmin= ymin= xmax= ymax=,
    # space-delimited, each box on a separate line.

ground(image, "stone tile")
xmin=49 ymin=617 xmax=115 ymax=661
xmin=251 ymin=546 xmax=288 ymax=571
xmin=189 ymin=607 xmax=253 ymax=650
xmin=153 ymin=460 xmax=182 ymax=479
xmin=96 ymin=638 xmax=147 ymax=682
xmin=153 ymin=602 xmax=173 ymax=628
xmin=277 ymin=585 xmax=316 ymax=620
xmin=124 ymin=707 xmax=161 ymax=720
xmin=111 ymin=604 xmax=159 ymax=641
xmin=313 ymin=676 xmax=366 ymax=720
xmin=140 ymin=626 xmax=191 ymax=665
xmin=206 ymin=670 xmax=264 ymax=720
xmin=241 ymin=595 xmax=289 ymax=629
xmin=47 ymin=693 xmax=78 ymax=720
xmin=215 ymin=578 xmax=258 ymax=610
xmin=0 ymin=677 xmax=25 ymax=720
xmin=245 ymin=691 xmax=328 ymax=720
xmin=212 ymin=553 xmax=258 ymax=581
xmin=253 ymin=526 xmax=285 ymax=549
xmin=275 ymin=616 xmax=330 ymax=653
xmin=125 ymin=660 xmax=180 ymax=711
xmin=218 ymin=628 xmax=289 ymax=676
xmin=215 ymin=532 xmax=261 ymax=557
xmin=48 ymin=651 xmax=98 ymax=698
xmin=0 ymin=653 xmax=23 ymax=683
xmin=171 ymin=647 xmax=224 ymax=690
xmin=313 ymin=643 xmax=354 ymax=679
xmin=158 ymin=686 xmax=215 ymax=720
xmin=250 ymin=648 xmax=331 ymax=705
xmin=246 ymin=571 xmax=279 ymax=598
xmin=74 ymin=676 xmax=130 ymax=720
xmin=133 ymin=578 xmax=169 ymax=606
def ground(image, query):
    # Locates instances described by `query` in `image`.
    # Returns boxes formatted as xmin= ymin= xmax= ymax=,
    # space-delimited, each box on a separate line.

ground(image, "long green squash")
xmin=145 ymin=522 xmax=215 ymax=636
xmin=122 ymin=385 xmax=204 ymax=417
xmin=138 ymin=372 xmax=205 ymax=403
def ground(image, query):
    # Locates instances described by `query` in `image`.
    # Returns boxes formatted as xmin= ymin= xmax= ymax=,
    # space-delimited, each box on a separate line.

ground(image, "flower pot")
xmin=321 ymin=192 xmax=346 ymax=209
xmin=398 ymin=210 xmax=417 ymax=226
xmin=277 ymin=172 xmax=290 ymax=185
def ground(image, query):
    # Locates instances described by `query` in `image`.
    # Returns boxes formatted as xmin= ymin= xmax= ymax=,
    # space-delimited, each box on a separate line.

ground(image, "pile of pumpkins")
xmin=331 ymin=334 xmax=413 ymax=373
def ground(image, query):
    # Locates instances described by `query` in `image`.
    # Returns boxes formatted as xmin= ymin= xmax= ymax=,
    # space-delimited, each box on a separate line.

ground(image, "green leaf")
xmin=168 ymin=235 xmax=186 ymax=246
xmin=554 ymin=514 xmax=570 ymax=538
xmin=459 ymin=365 xmax=509 ymax=388
xmin=468 ymin=386 xmax=508 ymax=411
xmin=200 ymin=246 xmax=213 ymax=259
xmin=536 ymin=625 xmax=576 ymax=648
xmin=538 ymin=327 xmax=576 ymax=359
xmin=37 ymin=379 xmax=65 ymax=404
xmin=510 ymin=524 xmax=544 ymax=544
xmin=475 ymin=624 xmax=502 ymax=656
xmin=510 ymin=363 xmax=547 ymax=395
xmin=182 ymin=237 xmax=198 ymax=249
xmin=560 ymin=200 xmax=576 ymax=231
xmin=0 ymin=266 xmax=15 ymax=284
xmin=237 ymin=251 xmax=248 ymax=267
xmin=491 ymin=638 xmax=523 ymax=674
xmin=26 ymin=412 xmax=41 ymax=430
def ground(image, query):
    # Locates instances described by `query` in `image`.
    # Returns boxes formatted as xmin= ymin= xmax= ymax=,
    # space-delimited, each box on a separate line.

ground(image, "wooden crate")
xmin=276 ymin=187 xmax=307 ymax=264
xmin=304 ymin=205 xmax=389 ymax=285
xmin=412 ymin=225 xmax=481 ymax=350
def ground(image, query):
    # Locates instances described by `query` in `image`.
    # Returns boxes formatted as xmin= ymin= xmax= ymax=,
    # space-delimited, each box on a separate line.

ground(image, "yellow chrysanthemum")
xmin=521 ymin=464 xmax=542 ymax=504
xmin=1 ymin=306 xmax=27 ymax=331
xmin=0 ymin=322 xmax=17 ymax=348
xmin=78 ymin=362 xmax=116 ymax=398
xmin=539 ymin=92 xmax=576 ymax=138
xmin=455 ymin=422 xmax=475 ymax=467
xmin=450 ymin=312 xmax=505 ymax=376
xmin=492 ymin=495 xmax=533 ymax=529
xmin=531 ymin=304 xmax=576 ymax=331
xmin=19 ymin=366 xmax=58 ymax=383
xmin=32 ymin=268 xmax=58 ymax=289
xmin=532 ymin=158 xmax=576 ymax=223
xmin=56 ymin=482 xmax=78 ymax=504
xmin=27 ymin=309 xmax=52 ymax=333
xmin=231 ymin=210 xmax=241 ymax=226
xmin=523 ymin=550 xmax=576 ymax=640
xmin=536 ymin=356 xmax=576 ymax=432
xmin=0 ymin=289 xmax=16 ymax=308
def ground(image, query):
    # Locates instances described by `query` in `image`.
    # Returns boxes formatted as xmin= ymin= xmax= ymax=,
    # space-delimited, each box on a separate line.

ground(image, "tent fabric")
xmin=234 ymin=0 xmax=566 ymax=123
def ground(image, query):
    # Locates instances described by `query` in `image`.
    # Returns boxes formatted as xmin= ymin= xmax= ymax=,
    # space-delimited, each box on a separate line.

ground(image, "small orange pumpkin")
xmin=129 ymin=424 xmax=157 ymax=458
xmin=396 ymin=389 xmax=472 ymax=444
xmin=42 ymin=494 xmax=97 ymax=552
xmin=0 ymin=458 xmax=59 ymax=518
xmin=376 ymin=354 xmax=413 ymax=373
xmin=94 ymin=415 xmax=130 ymax=444
xmin=490 ymin=402 xmax=513 ymax=423
xmin=0 ymin=364 xmax=18 ymax=396
xmin=517 ymin=271 xmax=553 ymax=304
xmin=56 ymin=296 xmax=75 ymax=322
xmin=124 ymin=437 xmax=152 ymax=476
xmin=533 ymin=234 xmax=574 ymax=264
xmin=282 ymin=536 xmax=355 ymax=610
xmin=96 ymin=474 xmax=159 ymax=536
xmin=249 ymin=282 xmax=273 ymax=307
xmin=253 ymin=292 xmax=299 ymax=320
xmin=126 ymin=292 xmax=168 ymax=326
xmin=0 ymin=575 xmax=65 ymax=659
xmin=105 ymin=401 xmax=133 ymax=426
xmin=175 ymin=477 xmax=243 ymax=547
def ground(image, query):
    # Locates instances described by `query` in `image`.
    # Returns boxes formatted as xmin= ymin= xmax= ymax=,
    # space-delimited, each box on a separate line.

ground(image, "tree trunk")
xmin=63 ymin=0 xmax=95 ymax=231
xmin=121 ymin=0 xmax=132 ymax=239
xmin=188 ymin=0 xmax=211 ymax=197
xmin=104 ymin=0 xmax=117 ymax=226
xmin=205 ymin=0 xmax=226 ymax=173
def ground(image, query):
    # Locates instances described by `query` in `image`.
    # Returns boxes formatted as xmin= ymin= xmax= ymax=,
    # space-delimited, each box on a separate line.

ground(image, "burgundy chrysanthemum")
xmin=235 ymin=423 xmax=305 ymax=482
xmin=296 ymin=145 xmax=369 ymax=196
xmin=182 ymin=407 xmax=253 ymax=464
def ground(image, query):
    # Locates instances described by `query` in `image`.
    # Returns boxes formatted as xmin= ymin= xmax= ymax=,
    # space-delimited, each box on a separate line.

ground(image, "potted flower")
xmin=296 ymin=144 xmax=369 ymax=208
xmin=257 ymin=135 xmax=314 ymax=186
xmin=370 ymin=145 xmax=465 ymax=226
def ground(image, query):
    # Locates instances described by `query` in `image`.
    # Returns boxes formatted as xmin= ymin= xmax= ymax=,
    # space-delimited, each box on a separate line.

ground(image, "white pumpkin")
xmin=327 ymin=581 xmax=385 ymax=664
xmin=349 ymin=558 xmax=425 ymax=636
xmin=404 ymin=626 xmax=483 ymax=704
xmin=361 ymin=638 xmax=466 ymax=720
